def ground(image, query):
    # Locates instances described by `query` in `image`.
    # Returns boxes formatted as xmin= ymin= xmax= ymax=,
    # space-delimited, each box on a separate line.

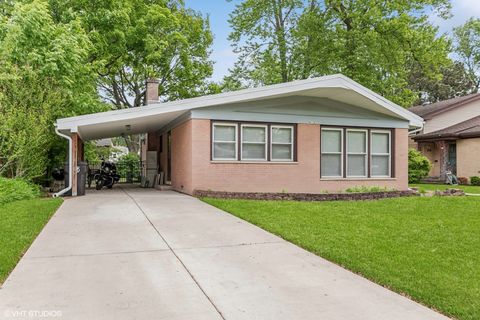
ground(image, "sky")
xmin=184 ymin=0 xmax=480 ymax=82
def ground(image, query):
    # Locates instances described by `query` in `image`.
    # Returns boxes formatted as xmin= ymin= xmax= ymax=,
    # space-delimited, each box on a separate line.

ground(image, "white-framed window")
xmin=271 ymin=125 xmax=294 ymax=161
xmin=212 ymin=123 xmax=238 ymax=160
xmin=371 ymin=130 xmax=391 ymax=177
xmin=241 ymin=124 xmax=267 ymax=160
xmin=321 ymin=128 xmax=343 ymax=177
xmin=346 ymin=129 xmax=368 ymax=177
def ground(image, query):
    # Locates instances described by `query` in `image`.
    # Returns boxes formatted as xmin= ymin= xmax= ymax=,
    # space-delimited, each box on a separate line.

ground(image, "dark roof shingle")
xmin=408 ymin=93 xmax=480 ymax=119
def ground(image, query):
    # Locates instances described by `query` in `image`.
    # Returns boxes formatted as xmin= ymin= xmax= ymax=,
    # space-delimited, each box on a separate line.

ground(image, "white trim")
xmin=212 ymin=122 xmax=238 ymax=161
xmin=211 ymin=161 xmax=298 ymax=164
xmin=346 ymin=129 xmax=368 ymax=178
xmin=370 ymin=130 xmax=391 ymax=178
xmin=55 ymin=74 xmax=423 ymax=137
xmin=270 ymin=125 xmax=294 ymax=162
xmin=240 ymin=124 xmax=268 ymax=161
xmin=321 ymin=128 xmax=344 ymax=178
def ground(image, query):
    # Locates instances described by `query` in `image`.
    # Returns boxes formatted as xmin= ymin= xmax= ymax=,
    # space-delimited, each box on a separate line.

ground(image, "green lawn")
xmin=0 ymin=198 xmax=63 ymax=284
xmin=203 ymin=196 xmax=480 ymax=320
xmin=410 ymin=183 xmax=480 ymax=194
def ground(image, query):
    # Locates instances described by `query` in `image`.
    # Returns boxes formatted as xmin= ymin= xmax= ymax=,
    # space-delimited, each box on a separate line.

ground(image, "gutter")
xmin=53 ymin=125 xmax=72 ymax=197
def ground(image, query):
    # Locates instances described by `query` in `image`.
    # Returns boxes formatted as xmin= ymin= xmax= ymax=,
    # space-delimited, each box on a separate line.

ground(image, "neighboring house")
xmin=54 ymin=74 xmax=422 ymax=196
xmin=94 ymin=138 xmax=129 ymax=162
xmin=409 ymin=93 xmax=480 ymax=182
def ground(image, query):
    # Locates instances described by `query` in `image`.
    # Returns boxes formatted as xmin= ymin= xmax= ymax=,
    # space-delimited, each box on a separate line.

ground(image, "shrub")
xmin=458 ymin=177 xmax=469 ymax=185
xmin=345 ymin=186 xmax=391 ymax=193
xmin=470 ymin=176 xmax=480 ymax=186
xmin=0 ymin=177 xmax=40 ymax=205
xmin=408 ymin=149 xmax=431 ymax=183
xmin=117 ymin=153 xmax=141 ymax=182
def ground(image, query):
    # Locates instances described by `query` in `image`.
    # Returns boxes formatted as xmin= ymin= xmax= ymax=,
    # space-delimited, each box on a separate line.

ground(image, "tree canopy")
xmin=453 ymin=17 xmax=480 ymax=92
xmin=226 ymin=0 xmax=464 ymax=107
xmin=0 ymin=1 xmax=105 ymax=179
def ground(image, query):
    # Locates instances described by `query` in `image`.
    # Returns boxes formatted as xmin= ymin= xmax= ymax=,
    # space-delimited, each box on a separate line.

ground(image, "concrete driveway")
xmin=0 ymin=187 xmax=449 ymax=320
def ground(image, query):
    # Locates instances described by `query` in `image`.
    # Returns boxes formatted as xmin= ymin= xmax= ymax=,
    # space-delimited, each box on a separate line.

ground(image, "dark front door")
xmin=447 ymin=143 xmax=457 ymax=175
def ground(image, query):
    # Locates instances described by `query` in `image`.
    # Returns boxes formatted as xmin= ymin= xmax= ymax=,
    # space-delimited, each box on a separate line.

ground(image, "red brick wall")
xmin=171 ymin=120 xmax=193 ymax=193
xmin=170 ymin=119 xmax=409 ymax=194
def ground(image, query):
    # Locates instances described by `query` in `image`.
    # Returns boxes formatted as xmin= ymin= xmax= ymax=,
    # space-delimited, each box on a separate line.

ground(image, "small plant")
xmin=345 ymin=186 xmax=390 ymax=193
xmin=0 ymin=177 xmax=40 ymax=205
xmin=408 ymin=149 xmax=432 ymax=183
xmin=470 ymin=176 xmax=480 ymax=186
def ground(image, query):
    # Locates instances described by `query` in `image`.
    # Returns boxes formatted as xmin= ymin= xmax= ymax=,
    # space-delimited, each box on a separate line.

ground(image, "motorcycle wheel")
xmin=95 ymin=179 xmax=104 ymax=190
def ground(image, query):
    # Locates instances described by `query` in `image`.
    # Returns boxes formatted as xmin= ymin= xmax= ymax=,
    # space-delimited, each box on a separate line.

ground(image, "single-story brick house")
xmin=409 ymin=93 xmax=480 ymax=182
xmin=54 ymin=74 xmax=422 ymax=196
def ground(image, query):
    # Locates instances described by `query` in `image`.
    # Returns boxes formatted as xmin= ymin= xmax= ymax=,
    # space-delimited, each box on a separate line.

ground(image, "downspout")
xmin=53 ymin=125 xmax=72 ymax=197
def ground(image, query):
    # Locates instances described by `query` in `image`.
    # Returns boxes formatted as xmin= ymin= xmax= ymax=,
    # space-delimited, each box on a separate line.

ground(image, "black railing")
xmin=87 ymin=160 xmax=144 ymax=184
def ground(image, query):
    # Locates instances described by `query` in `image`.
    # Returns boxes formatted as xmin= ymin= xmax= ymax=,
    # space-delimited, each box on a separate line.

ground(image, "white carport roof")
xmin=56 ymin=74 xmax=424 ymax=141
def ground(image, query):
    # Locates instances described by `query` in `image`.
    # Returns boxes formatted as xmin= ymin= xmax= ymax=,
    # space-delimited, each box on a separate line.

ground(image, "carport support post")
xmin=71 ymin=133 xmax=79 ymax=196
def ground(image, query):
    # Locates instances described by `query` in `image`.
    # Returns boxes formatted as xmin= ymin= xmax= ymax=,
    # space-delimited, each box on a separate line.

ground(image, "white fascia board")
xmin=55 ymin=74 xmax=423 ymax=130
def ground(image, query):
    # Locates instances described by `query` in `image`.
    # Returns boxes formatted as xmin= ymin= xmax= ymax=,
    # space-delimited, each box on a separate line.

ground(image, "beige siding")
xmin=457 ymin=138 xmax=480 ymax=180
xmin=423 ymin=100 xmax=480 ymax=133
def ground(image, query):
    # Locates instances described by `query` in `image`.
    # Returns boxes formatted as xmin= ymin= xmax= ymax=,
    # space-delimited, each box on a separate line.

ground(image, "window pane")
xmin=242 ymin=143 xmax=266 ymax=159
xmin=272 ymin=144 xmax=292 ymax=160
xmin=272 ymin=127 xmax=292 ymax=143
xmin=372 ymin=132 xmax=389 ymax=154
xmin=347 ymin=131 xmax=366 ymax=153
xmin=213 ymin=142 xmax=236 ymax=159
xmin=347 ymin=154 xmax=366 ymax=176
xmin=321 ymin=154 xmax=342 ymax=176
xmin=321 ymin=130 xmax=341 ymax=153
xmin=242 ymin=126 xmax=266 ymax=142
xmin=372 ymin=155 xmax=389 ymax=176
xmin=214 ymin=125 xmax=236 ymax=142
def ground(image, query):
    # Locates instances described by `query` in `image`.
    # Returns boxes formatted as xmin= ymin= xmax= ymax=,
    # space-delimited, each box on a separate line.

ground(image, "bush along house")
xmin=54 ymin=74 xmax=423 ymax=196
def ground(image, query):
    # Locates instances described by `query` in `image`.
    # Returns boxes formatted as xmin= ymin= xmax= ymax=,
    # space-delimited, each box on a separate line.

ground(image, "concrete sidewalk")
xmin=0 ymin=187 xmax=449 ymax=319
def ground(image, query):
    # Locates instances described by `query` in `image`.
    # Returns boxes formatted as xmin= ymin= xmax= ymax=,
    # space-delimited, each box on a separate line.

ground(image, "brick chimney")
xmin=145 ymin=78 xmax=159 ymax=105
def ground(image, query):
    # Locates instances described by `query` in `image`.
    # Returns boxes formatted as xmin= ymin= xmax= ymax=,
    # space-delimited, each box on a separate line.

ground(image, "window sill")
xmin=320 ymin=177 xmax=396 ymax=181
xmin=210 ymin=161 xmax=298 ymax=165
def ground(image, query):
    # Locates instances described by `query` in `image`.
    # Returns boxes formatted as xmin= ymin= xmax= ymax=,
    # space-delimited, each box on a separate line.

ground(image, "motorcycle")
xmin=92 ymin=160 xmax=120 ymax=190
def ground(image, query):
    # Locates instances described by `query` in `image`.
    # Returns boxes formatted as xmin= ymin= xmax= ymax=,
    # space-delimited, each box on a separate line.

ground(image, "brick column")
xmin=72 ymin=133 xmax=79 ymax=196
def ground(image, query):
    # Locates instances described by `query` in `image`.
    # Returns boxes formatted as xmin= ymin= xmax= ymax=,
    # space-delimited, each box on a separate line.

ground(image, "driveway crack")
xmin=121 ymin=187 xmax=226 ymax=320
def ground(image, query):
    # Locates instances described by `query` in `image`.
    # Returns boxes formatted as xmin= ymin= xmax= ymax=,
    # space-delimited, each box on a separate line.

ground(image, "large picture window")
xmin=321 ymin=127 xmax=392 ymax=179
xmin=211 ymin=121 xmax=296 ymax=162
xmin=371 ymin=130 xmax=391 ymax=177
xmin=346 ymin=129 xmax=368 ymax=177
xmin=321 ymin=129 xmax=343 ymax=177
xmin=271 ymin=126 xmax=294 ymax=161
xmin=212 ymin=123 xmax=237 ymax=160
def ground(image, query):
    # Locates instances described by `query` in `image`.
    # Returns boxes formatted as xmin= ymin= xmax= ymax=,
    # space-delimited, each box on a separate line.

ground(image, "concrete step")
xmin=155 ymin=184 xmax=173 ymax=191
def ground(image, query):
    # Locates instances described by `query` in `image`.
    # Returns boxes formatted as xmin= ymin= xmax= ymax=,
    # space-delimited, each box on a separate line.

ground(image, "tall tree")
xmin=227 ymin=0 xmax=453 ymax=107
xmin=228 ymin=0 xmax=304 ymax=86
xmin=49 ymin=0 xmax=215 ymax=151
xmin=453 ymin=18 xmax=480 ymax=92
xmin=0 ymin=1 xmax=104 ymax=179
xmin=408 ymin=61 xmax=477 ymax=105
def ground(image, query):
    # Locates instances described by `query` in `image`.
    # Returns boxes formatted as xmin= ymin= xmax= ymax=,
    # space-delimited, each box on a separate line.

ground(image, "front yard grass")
xmin=0 ymin=198 xmax=63 ymax=284
xmin=203 ymin=196 xmax=480 ymax=320
xmin=410 ymin=183 xmax=480 ymax=194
